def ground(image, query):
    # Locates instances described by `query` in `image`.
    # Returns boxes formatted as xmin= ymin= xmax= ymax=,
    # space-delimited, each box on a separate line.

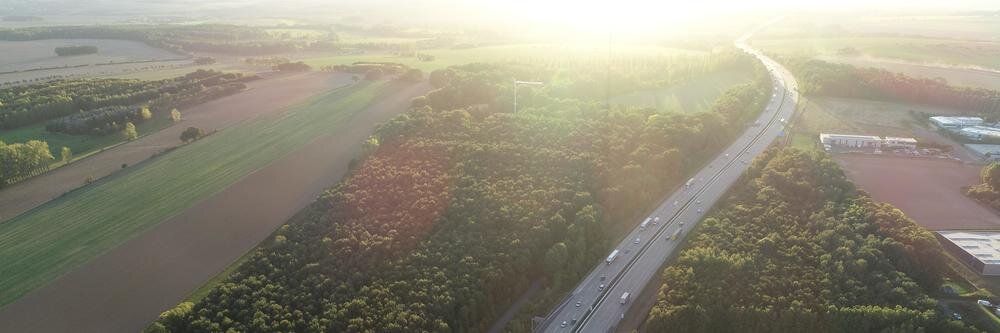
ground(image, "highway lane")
xmin=536 ymin=23 xmax=798 ymax=333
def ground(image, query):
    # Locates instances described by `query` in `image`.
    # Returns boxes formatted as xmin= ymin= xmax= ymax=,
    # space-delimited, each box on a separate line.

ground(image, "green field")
xmin=609 ymin=68 xmax=754 ymax=113
xmin=0 ymin=115 xmax=173 ymax=165
xmin=302 ymin=43 xmax=705 ymax=72
xmin=753 ymin=37 xmax=1000 ymax=70
xmin=0 ymin=81 xmax=389 ymax=307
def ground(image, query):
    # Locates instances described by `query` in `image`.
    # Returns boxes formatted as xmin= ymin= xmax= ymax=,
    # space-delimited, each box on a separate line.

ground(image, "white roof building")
xmin=938 ymin=231 xmax=1000 ymax=276
xmin=819 ymin=133 xmax=918 ymax=150
xmin=930 ymin=116 xmax=984 ymax=129
xmin=960 ymin=126 xmax=1000 ymax=141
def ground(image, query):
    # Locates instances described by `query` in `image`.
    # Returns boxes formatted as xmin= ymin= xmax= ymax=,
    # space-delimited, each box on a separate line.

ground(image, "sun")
xmin=485 ymin=0 xmax=714 ymax=36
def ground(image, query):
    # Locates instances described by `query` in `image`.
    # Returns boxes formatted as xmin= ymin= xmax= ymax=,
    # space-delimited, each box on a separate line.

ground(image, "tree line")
xmin=148 ymin=51 xmax=771 ymax=332
xmin=645 ymin=148 xmax=974 ymax=333
xmin=0 ymin=140 xmax=52 ymax=188
xmin=54 ymin=45 xmax=98 ymax=56
xmin=1 ymin=69 xmax=254 ymax=132
xmin=787 ymin=58 xmax=1000 ymax=118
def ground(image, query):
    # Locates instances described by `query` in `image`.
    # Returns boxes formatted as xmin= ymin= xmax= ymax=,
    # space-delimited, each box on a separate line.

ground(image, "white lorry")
xmin=606 ymin=249 xmax=620 ymax=265
xmin=620 ymin=292 xmax=630 ymax=305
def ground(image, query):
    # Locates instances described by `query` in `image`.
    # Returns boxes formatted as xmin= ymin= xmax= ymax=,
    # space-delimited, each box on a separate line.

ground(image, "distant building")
xmin=883 ymin=137 xmax=918 ymax=150
xmin=937 ymin=231 xmax=1000 ymax=276
xmin=819 ymin=133 xmax=882 ymax=149
xmin=819 ymin=133 xmax=918 ymax=150
xmin=960 ymin=126 xmax=1000 ymax=141
xmin=930 ymin=116 xmax=984 ymax=129
xmin=966 ymin=144 xmax=1000 ymax=162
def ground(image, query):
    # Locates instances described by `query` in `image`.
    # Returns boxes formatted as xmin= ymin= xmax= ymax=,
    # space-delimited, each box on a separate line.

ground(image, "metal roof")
xmin=939 ymin=231 xmax=1000 ymax=265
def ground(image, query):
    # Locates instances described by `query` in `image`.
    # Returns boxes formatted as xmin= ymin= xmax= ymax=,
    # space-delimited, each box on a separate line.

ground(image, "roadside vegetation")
xmin=786 ymin=59 xmax=1000 ymax=119
xmin=646 ymin=148 xmax=976 ymax=332
xmin=148 ymin=49 xmax=770 ymax=332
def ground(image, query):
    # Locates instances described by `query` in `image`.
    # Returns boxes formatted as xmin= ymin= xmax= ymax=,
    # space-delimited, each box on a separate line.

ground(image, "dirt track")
xmin=835 ymin=154 xmax=1000 ymax=230
xmin=0 ymin=71 xmax=350 ymax=222
xmin=0 ymin=80 xmax=431 ymax=332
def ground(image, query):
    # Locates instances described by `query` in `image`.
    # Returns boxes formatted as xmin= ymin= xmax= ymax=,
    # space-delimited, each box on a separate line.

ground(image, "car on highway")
xmin=561 ymin=321 xmax=567 ymax=328
xmin=697 ymin=208 xmax=703 ymax=213
xmin=599 ymin=284 xmax=605 ymax=290
xmin=633 ymin=238 xmax=640 ymax=244
xmin=576 ymin=301 xmax=581 ymax=307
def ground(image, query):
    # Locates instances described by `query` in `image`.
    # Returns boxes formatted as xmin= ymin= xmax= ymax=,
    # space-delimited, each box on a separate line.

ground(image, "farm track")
xmin=0 ymin=78 xmax=431 ymax=332
xmin=0 ymin=71 xmax=347 ymax=222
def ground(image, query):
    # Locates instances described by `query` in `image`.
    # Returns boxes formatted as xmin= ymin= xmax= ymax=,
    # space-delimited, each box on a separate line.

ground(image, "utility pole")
xmin=513 ymin=80 xmax=543 ymax=114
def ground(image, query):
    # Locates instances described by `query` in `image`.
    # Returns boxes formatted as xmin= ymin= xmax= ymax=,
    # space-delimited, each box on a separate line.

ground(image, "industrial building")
xmin=819 ymin=133 xmax=918 ymax=151
xmin=937 ymin=231 xmax=1000 ymax=276
xmin=930 ymin=116 xmax=984 ymax=129
xmin=883 ymin=137 xmax=918 ymax=150
xmin=960 ymin=126 xmax=1000 ymax=141
xmin=966 ymin=144 xmax=1000 ymax=162
xmin=819 ymin=133 xmax=882 ymax=149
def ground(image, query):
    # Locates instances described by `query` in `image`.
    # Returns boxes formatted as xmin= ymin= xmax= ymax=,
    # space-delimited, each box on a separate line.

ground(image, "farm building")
xmin=930 ymin=116 xmax=984 ymax=129
xmin=960 ymin=126 xmax=1000 ymax=141
xmin=937 ymin=231 xmax=1000 ymax=276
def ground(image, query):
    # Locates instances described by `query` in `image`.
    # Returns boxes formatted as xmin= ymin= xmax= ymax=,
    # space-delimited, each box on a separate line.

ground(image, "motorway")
xmin=536 ymin=24 xmax=799 ymax=333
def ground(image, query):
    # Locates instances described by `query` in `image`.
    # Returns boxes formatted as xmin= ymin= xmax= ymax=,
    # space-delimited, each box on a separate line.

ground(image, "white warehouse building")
xmin=819 ymin=134 xmax=882 ymax=148
xmin=937 ymin=231 xmax=1000 ymax=276
xmin=819 ymin=133 xmax=918 ymax=150
xmin=960 ymin=126 xmax=1000 ymax=141
xmin=930 ymin=116 xmax=984 ymax=129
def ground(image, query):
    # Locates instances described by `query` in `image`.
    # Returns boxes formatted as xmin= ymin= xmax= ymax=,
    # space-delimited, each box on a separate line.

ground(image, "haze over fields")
xmin=3 ymin=1 xmax=1000 ymax=333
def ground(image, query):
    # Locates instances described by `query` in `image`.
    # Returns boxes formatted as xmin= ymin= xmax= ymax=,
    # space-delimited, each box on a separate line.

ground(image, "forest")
xmin=147 ymin=50 xmax=770 ymax=332
xmin=786 ymin=58 xmax=1000 ymax=118
xmin=0 ymin=69 xmax=254 ymax=133
xmin=645 ymin=148 xmax=972 ymax=333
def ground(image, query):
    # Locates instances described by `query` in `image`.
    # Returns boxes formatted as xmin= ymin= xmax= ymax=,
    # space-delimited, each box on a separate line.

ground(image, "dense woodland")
xmin=646 ymin=148 xmax=972 ymax=333
xmin=149 ymin=51 xmax=770 ymax=332
xmin=0 ymin=69 xmax=253 ymax=133
xmin=786 ymin=58 xmax=1000 ymax=118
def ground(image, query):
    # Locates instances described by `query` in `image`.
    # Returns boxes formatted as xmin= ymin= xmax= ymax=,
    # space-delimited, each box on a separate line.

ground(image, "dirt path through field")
xmin=835 ymin=154 xmax=1000 ymax=230
xmin=0 ymin=71 xmax=350 ymax=222
xmin=0 ymin=81 xmax=431 ymax=333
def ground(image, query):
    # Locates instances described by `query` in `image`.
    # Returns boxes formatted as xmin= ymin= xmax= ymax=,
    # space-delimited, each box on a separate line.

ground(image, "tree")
xmin=124 ymin=122 xmax=138 ymax=141
xmin=140 ymin=106 xmax=152 ymax=120
xmin=170 ymin=108 xmax=181 ymax=122
xmin=983 ymin=163 xmax=1000 ymax=191
xmin=61 ymin=146 xmax=72 ymax=164
xmin=180 ymin=126 xmax=202 ymax=143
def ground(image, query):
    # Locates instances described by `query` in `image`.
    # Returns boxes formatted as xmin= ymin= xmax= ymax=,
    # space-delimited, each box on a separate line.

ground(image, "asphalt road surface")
xmin=536 ymin=23 xmax=800 ymax=333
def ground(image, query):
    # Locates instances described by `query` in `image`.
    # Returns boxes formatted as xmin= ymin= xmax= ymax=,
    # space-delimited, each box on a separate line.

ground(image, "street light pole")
xmin=513 ymin=80 xmax=543 ymax=114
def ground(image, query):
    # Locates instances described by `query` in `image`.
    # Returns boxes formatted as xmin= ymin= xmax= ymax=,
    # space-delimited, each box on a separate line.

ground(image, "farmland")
xmin=0 ymin=39 xmax=184 ymax=73
xmin=753 ymin=37 xmax=1000 ymax=71
xmin=610 ymin=68 xmax=754 ymax=113
xmin=302 ymin=43 xmax=707 ymax=71
xmin=0 ymin=80 xmax=393 ymax=307
xmin=835 ymin=154 xmax=1000 ymax=230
